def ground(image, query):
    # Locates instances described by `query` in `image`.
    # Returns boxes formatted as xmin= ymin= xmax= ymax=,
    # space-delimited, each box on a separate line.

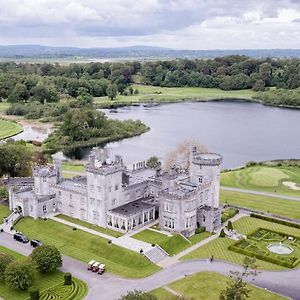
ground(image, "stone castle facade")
xmin=8 ymin=147 xmax=222 ymax=236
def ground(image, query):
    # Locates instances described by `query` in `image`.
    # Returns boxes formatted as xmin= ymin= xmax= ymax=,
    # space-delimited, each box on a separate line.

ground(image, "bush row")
xmin=250 ymin=214 xmax=300 ymax=229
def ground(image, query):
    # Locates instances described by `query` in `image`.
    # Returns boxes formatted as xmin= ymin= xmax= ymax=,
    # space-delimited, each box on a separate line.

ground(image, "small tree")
xmin=30 ymin=245 xmax=62 ymax=273
xmin=227 ymin=221 xmax=233 ymax=230
xmin=219 ymin=229 xmax=226 ymax=237
xmin=118 ymin=290 xmax=157 ymax=300
xmin=0 ymin=253 xmax=14 ymax=280
xmin=4 ymin=259 xmax=35 ymax=290
xmin=134 ymin=89 xmax=139 ymax=95
xmin=64 ymin=272 xmax=72 ymax=285
xmin=106 ymin=84 xmax=118 ymax=100
xmin=29 ymin=287 xmax=40 ymax=300
xmin=220 ymin=257 xmax=258 ymax=300
xmin=146 ymin=156 xmax=161 ymax=169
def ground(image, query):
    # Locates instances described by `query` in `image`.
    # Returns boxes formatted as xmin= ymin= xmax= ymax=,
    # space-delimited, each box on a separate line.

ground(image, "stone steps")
xmin=144 ymin=245 xmax=168 ymax=263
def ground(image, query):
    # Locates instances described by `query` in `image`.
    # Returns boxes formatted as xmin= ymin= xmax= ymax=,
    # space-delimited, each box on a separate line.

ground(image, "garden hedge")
xmin=250 ymin=214 xmax=300 ymax=229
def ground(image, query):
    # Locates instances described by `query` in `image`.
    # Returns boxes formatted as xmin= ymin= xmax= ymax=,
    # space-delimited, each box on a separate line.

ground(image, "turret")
xmin=33 ymin=165 xmax=57 ymax=196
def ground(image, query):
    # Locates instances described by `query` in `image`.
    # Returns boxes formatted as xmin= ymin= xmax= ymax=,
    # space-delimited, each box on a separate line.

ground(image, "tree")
xmin=219 ymin=229 xmax=226 ymax=237
xmin=220 ymin=257 xmax=258 ymax=300
xmin=0 ymin=253 xmax=14 ymax=280
xmin=29 ymin=287 xmax=40 ymax=300
xmin=30 ymin=245 xmax=62 ymax=273
xmin=64 ymin=272 xmax=72 ymax=285
xmin=164 ymin=140 xmax=208 ymax=171
xmin=4 ymin=259 xmax=35 ymax=290
xmin=227 ymin=221 xmax=233 ymax=230
xmin=106 ymin=83 xmax=118 ymax=100
xmin=76 ymin=87 xmax=93 ymax=106
xmin=7 ymin=83 xmax=29 ymax=103
xmin=252 ymin=79 xmax=265 ymax=91
xmin=118 ymin=290 xmax=157 ymax=300
xmin=146 ymin=156 xmax=161 ymax=169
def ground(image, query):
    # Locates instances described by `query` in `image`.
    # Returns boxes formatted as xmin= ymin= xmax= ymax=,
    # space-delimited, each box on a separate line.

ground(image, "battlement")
xmin=32 ymin=165 xmax=56 ymax=177
xmin=192 ymin=153 xmax=223 ymax=166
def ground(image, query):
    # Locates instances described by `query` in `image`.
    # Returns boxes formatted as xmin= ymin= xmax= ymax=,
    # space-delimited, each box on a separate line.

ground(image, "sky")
xmin=0 ymin=0 xmax=300 ymax=49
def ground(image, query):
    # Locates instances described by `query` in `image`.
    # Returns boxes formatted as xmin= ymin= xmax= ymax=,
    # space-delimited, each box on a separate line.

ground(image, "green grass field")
xmin=94 ymin=84 xmax=256 ymax=107
xmin=132 ymin=229 xmax=211 ymax=256
xmin=56 ymin=214 xmax=123 ymax=238
xmin=0 ymin=204 xmax=10 ymax=224
xmin=15 ymin=217 xmax=160 ymax=278
xmin=0 ymin=102 xmax=10 ymax=113
xmin=150 ymin=271 xmax=286 ymax=300
xmin=182 ymin=216 xmax=300 ymax=270
xmin=0 ymin=118 xmax=23 ymax=140
xmin=220 ymin=190 xmax=300 ymax=219
xmin=0 ymin=246 xmax=87 ymax=300
xmin=221 ymin=165 xmax=300 ymax=197
xmin=62 ymin=162 xmax=85 ymax=173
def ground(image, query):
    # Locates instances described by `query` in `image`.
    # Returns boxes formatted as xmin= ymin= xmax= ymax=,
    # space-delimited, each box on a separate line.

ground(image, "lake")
xmin=96 ymin=101 xmax=300 ymax=169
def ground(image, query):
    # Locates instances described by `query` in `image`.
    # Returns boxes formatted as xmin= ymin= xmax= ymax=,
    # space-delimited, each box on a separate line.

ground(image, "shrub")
xmin=29 ymin=287 xmax=40 ymax=300
xmin=4 ymin=259 xmax=35 ymax=290
xmin=195 ymin=226 xmax=205 ymax=234
xmin=30 ymin=245 xmax=62 ymax=273
xmin=227 ymin=221 xmax=233 ymax=230
xmin=221 ymin=208 xmax=239 ymax=223
xmin=0 ymin=253 xmax=14 ymax=280
xmin=64 ymin=272 xmax=72 ymax=285
xmin=219 ymin=229 xmax=226 ymax=237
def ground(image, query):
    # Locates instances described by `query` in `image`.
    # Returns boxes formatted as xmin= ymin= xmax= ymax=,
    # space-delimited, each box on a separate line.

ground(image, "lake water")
xmin=92 ymin=101 xmax=300 ymax=169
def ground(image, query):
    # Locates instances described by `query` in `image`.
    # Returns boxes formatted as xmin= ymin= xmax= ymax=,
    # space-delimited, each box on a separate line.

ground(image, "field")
xmin=150 ymin=271 xmax=286 ymax=300
xmin=0 ymin=246 xmax=87 ymax=300
xmin=56 ymin=214 xmax=123 ymax=238
xmin=0 ymin=204 xmax=10 ymax=224
xmin=220 ymin=190 xmax=300 ymax=219
xmin=61 ymin=162 xmax=85 ymax=173
xmin=94 ymin=84 xmax=256 ymax=107
xmin=132 ymin=229 xmax=211 ymax=256
xmin=221 ymin=165 xmax=300 ymax=197
xmin=182 ymin=216 xmax=300 ymax=270
xmin=0 ymin=118 xmax=23 ymax=140
xmin=15 ymin=217 xmax=160 ymax=278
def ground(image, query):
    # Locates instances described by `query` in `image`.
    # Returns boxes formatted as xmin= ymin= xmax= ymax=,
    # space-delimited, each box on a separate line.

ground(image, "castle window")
xmin=42 ymin=205 xmax=47 ymax=213
xmin=70 ymin=194 xmax=72 ymax=200
xmin=109 ymin=186 xmax=112 ymax=192
xmin=58 ymin=191 xmax=61 ymax=196
xmin=42 ymin=176 xmax=46 ymax=182
xmin=97 ymin=200 xmax=101 ymax=207
xmin=199 ymin=177 xmax=203 ymax=183
xmin=115 ymin=184 xmax=119 ymax=191
xmin=112 ymin=198 xmax=116 ymax=206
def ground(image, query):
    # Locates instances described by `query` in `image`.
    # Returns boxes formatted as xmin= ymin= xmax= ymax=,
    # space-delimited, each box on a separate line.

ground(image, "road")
xmin=221 ymin=186 xmax=300 ymax=202
xmin=0 ymin=232 xmax=298 ymax=300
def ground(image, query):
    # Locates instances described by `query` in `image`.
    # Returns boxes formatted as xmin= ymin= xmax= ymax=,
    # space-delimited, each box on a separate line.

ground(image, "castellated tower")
xmin=86 ymin=148 xmax=125 ymax=227
xmin=189 ymin=147 xmax=223 ymax=208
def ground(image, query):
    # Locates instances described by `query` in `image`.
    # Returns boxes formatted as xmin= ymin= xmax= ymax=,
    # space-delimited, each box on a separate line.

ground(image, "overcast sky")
xmin=1 ymin=0 xmax=300 ymax=49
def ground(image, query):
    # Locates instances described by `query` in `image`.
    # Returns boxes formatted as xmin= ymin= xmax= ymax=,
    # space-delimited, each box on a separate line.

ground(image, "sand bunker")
xmin=282 ymin=181 xmax=300 ymax=190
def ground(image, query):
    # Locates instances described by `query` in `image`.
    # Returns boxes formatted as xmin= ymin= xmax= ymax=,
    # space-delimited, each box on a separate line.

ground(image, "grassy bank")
xmin=150 ymin=271 xmax=286 ymax=300
xmin=0 ymin=204 xmax=10 ymax=224
xmin=0 ymin=118 xmax=23 ymax=140
xmin=15 ymin=217 xmax=160 ymax=278
xmin=221 ymin=165 xmax=300 ymax=197
xmin=0 ymin=246 xmax=87 ymax=300
xmin=94 ymin=84 xmax=257 ymax=108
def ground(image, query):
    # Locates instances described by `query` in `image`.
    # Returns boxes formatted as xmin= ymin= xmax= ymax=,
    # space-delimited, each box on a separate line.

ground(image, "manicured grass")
xmin=220 ymin=190 xmax=300 ymax=219
xmin=132 ymin=229 xmax=211 ymax=256
xmin=221 ymin=165 xmax=300 ymax=197
xmin=0 ymin=102 xmax=10 ymax=113
xmin=55 ymin=214 xmax=123 ymax=238
xmin=150 ymin=272 xmax=286 ymax=300
xmin=62 ymin=162 xmax=85 ymax=173
xmin=15 ymin=217 xmax=160 ymax=278
xmin=0 ymin=246 xmax=87 ymax=300
xmin=149 ymin=287 xmax=173 ymax=299
xmin=94 ymin=84 xmax=256 ymax=107
xmin=0 ymin=204 xmax=10 ymax=224
xmin=183 ymin=216 xmax=300 ymax=270
xmin=0 ymin=118 xmax=23 ymax=140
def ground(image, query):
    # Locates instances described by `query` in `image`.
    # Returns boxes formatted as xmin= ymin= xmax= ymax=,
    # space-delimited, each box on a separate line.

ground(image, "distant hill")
xmin=0 ymin=44 xmax=300 ymax=59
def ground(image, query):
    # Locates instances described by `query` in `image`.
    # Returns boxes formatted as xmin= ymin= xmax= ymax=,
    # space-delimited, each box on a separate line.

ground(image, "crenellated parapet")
xmin=192 ymin=153 xmax=223 ymax=166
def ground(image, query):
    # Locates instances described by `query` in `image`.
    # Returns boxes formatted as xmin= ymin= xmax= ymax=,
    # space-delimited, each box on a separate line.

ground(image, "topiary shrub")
xmin=195 ymin=226 xmax=205 ymax=234
xmin=29 ymin=287 xmax=40 ymax=300
xmin=219 ymin=229 xmax=226 ymax=238
xmin=227 ymin=221 xmax=233 ymax=230
xmin=140 ymin=249 xmax=143 ymax=254
xmin=64 ymin=272 xmax=72 ymax=285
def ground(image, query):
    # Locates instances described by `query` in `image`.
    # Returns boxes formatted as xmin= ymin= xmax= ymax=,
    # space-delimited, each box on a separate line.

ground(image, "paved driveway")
xmin=1 ymin=232 xmax=299 ymax=299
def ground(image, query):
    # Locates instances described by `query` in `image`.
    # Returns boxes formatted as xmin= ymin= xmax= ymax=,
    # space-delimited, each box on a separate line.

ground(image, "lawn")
xmin=221 ymin=165 xmax=300 ymax=197
xmin=0 ymin=102 xmax=10 ymax=113
xmin=0 ymin=246 xmax=87 ymax=300
xmin=132 ymin=229 xmax=211 ymax=256
xmin=62 ymin=162 xmax=85 ymax=173
xmin=56 ymin=214 xmax=123 ymax=238
xmin=220 ymin=190 xmax=300 ymax=219
xmin=0 ymin=204 xmax=10 ymax=224
xmin=0 ymin=118 xmax=23 ymax=140
xmin=150 ymin=271 xmax=286 ymax=300
xmin=182 ymin=216 xmax=300 ymax=270
xmin=94 ymin=84 xmax=256 ymax=107
xmin=15 ymin=217 xmax=160 ymax=278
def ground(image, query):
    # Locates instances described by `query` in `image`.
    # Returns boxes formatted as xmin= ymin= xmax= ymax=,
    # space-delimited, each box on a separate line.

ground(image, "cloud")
xmin=0 ymin=0 xmax=299 ymax=49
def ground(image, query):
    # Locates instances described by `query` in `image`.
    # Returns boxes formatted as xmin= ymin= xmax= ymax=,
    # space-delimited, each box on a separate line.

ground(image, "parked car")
xmin=92 ymin=262 xmax=100 ymax=272
xmin=97 ymin=264 xmax=106 ymax=275
xmin=13 ymin=232 xmax=29 ymax=243
xmin=88 ymin=260 xmax=96 ymax=270
xmin=30 ymin=239 xmax=43 ymax=248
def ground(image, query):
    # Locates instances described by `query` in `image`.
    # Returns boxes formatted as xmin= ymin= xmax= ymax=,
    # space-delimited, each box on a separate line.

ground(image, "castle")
xmin=8 ymin=147 xmax=222 ymax=237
